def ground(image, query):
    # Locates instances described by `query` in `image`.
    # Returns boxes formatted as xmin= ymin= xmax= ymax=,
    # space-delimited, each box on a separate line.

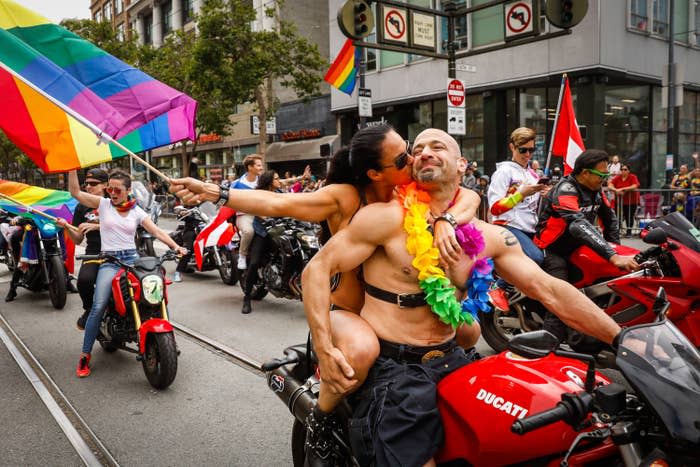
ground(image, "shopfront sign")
xmin=281 ymin=128 xmax=322 ymax=142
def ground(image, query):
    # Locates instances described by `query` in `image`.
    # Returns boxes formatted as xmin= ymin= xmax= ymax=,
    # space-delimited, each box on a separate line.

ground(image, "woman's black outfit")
xmin=241 ymin=216 xmax=274 ymax=314
xmin=72 ymin=204 xmax=101 ymax=327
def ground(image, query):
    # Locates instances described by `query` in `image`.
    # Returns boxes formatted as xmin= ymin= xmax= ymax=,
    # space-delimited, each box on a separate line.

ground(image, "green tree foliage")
xmin=195 ymin=0 xmax=327 ymax=154
xmin=0 ymin=133 xmax=38 ymax=185
xmin=61 ymin=19 xmax=141 ymax=65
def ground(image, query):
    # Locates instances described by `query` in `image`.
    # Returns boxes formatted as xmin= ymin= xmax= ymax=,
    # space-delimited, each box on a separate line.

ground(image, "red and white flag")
xmin=194 ymin=206 xmax=236 ymax=270
xmin=551 ymin=77 xmax=585 ymax=175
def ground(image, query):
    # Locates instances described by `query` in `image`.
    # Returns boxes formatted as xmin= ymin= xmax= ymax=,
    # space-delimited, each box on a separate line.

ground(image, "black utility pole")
xmin=667 ymin=0 xmax=676 ymax=166
xmin=359 ymin=45 xmax=367 ymax=128
xmin=444 ymin=0 xmax=457 ymax=79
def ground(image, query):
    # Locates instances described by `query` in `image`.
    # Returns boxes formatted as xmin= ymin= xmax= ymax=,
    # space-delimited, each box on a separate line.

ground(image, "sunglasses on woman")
xmin=106 ymin=186 xmax=124 ymax=195
xmin=381 ymin=140 xmax=411 ymax=170
xmin=517 ymin=147 xmax=535 ymax=154
xmin=84 ymin=181 xmax=102 ymax=187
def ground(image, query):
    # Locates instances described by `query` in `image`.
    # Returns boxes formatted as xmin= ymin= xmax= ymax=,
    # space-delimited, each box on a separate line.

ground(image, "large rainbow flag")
xmin=324 ymin=39 xmax=359 ymax=96
xmin=0 ymin=0 xmax=197 ymax=173
xmin=0 ymin=179 xmax=77 ymax=225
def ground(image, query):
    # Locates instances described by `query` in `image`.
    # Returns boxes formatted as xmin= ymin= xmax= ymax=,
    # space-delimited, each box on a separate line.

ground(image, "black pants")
xmin=243 ymin=233 xmax=270 ymax=297
xmin=541 ymin=251 xmax=570 ymax=342
xmin=77 ymin=261 xmax=100 ymax=311
xmin=10 ymin=229 xmax=22 ymax=263
xmin=621 ymin=203 xmax=637 ymax=234
xmin=176 ymin=228 xmax=197 ymax=272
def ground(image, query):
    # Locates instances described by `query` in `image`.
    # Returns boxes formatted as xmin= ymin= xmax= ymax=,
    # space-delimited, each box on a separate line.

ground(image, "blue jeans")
xmin=496 ymin=226 xmax=543 ymax=289
xmin=82 ymin=250 xmax=138 ymax=354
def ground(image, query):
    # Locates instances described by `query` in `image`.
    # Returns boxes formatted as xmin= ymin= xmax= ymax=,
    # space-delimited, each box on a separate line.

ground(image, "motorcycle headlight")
xmin=300 ymin=234 xmax=320 ymax=249
xmin=141 ymin=275 xmax=164 ymax=305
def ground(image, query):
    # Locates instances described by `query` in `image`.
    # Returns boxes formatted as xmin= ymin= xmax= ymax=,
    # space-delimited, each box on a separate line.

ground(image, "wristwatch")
xmin=435 ymin=212 xmax=458 ymax=229
xmin=218 ymin=186 xmax=230 ymax=204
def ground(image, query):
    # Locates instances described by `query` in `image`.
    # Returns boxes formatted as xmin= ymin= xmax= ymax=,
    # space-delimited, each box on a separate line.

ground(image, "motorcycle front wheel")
xmin=47 ymin=255 xmax=67 ymax=310
xmin=142 ymin=332 xmax=178 ymax=390
xmin=218 ymin=247 xmax=238 ymax=286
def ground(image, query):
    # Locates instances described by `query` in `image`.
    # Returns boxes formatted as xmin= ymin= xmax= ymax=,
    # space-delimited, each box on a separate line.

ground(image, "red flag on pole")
xmin=193 ymin=206 xmax=236 ymax=270
xmin=551 ymin=77 xmax=585 ymax=175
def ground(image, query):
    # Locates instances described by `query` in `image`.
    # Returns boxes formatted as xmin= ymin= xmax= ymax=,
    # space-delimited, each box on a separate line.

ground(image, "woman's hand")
xmin=175 ymin=246 xmax=188 ymax=257
xmin=55 ymin=218 xmax=68 ymax=229
xmin=78 ymin=223 xmax=99 ymax=235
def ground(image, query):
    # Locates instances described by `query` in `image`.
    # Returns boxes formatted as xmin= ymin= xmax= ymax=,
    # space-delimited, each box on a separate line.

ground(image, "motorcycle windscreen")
xmin=648 ymin=212 xmax=700 ymax=253
xmin=616 ymin=320 xmax=700 ymax=444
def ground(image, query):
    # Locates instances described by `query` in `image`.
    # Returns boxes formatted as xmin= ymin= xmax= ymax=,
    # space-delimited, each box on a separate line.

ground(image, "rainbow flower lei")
xmin=398 ymin=183 xmax=494 ymax=328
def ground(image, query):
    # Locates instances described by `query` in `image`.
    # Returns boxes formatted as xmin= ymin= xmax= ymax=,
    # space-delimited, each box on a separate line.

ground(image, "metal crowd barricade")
xmin=610 ymin=188 xmax=699 ymax=236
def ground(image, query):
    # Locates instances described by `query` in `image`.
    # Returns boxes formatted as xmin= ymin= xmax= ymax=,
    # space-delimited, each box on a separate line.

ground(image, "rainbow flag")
xmin=324 ymin=39 xmax=359 ymax=95
xmin=0 ymin=179 xmax=77 ymax=225
xmin=0 ymin=0 xmax=197 ymax=172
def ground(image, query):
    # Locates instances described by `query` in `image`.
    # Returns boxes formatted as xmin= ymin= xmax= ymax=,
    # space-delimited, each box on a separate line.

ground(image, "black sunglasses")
xmin=517 ymin=147 xmax=535 ymax=154
xmin=84 ymin=181 xmax=102 ymax=187
xmin=381 ymin=140 xmax=411 ymax=170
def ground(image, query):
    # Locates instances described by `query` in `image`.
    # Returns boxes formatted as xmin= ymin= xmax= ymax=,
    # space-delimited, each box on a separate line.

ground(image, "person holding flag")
xmin=534 ymin=149 xmax=639 ymax=342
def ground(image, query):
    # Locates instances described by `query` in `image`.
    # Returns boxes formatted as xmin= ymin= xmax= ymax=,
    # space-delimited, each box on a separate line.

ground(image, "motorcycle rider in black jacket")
xmin=534 ymin=149 xmax=639 ymax=341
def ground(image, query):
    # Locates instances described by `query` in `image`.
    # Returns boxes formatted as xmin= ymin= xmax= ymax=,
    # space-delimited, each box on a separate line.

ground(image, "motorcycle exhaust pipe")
xmin=267 ymin=365 xmax=319 ymax=423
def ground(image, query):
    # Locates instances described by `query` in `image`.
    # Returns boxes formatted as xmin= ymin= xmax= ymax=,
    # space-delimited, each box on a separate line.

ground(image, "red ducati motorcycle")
xmin=480 ymin=212 xmax=700 ymax=353
xmin=265 ymin=290 xmax=700 ymax=466
xmin=76 ymin=251 xmax=179 ymax=389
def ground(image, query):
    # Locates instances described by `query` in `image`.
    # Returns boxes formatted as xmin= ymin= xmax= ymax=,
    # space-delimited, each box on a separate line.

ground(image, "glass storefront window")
xmin=680 ymin=91 xmax=697 ymax=134
xmin=652 ymin=87 xmax=666 ymax=132
xmin=604 ymin=86 xmax=649 ymax=132
xmin=407 ymin=102 xmax=433 ymax=142
xmin=651 ymin=132 xmax=668 ymax=187
xmin=606 ymin=131 xmax=649 ymax=186
xmin=520 ymin=88 xmax=548 ymax=134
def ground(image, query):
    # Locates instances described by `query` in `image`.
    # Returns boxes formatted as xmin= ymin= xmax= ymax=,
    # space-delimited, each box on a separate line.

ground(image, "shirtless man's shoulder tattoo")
xmin=500 ymin=229 xmax=519 ymax=247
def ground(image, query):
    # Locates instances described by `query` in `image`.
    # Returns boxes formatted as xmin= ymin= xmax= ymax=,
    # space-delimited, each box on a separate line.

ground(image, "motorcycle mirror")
xmin=507 ymin=330 xmax=559 ymax=359
xmin=643 ymin=228 xmax=667 ymax=245
xmin=652 ymin=287 xmax=670 ymax=320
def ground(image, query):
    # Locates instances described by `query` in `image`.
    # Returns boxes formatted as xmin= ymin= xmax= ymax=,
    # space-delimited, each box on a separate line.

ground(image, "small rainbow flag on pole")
xmin=0 ymin=0 xmax=197 ymax=173
xmin=0 ymin=180 xmax=77 ymax=225
xmin=324 ymin=39 xmax=359 ymax=96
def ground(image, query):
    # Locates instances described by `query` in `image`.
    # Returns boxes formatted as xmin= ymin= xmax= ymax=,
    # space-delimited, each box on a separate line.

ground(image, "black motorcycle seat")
xmin=134 ymin=257 xmax=159 ymax=271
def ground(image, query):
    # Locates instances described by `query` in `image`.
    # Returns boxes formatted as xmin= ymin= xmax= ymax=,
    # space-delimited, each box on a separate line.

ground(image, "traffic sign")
xmin=410 ymin=11 xmax=436 ymax=51
xmin=505 ymin=1 xmax=535 ymax=39
xmin=380 ymin=5 xmax=408 ymax=44
xmin=447 ymin=107 xmax=466 ymax=135
xmin=358 ymin=88 xmax=372 ymax=117
xmin=447 ymin=79 xmax=466 ymax=108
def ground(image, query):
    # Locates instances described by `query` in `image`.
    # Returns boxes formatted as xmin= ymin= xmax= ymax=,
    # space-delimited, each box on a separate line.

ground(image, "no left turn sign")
xmin=381 ymin=6 xmax=408 ymax=44
xmin=505 ymin=1 xmax=534 ymax=38
xmin=447 ymin=79 xmax=465 ymax=108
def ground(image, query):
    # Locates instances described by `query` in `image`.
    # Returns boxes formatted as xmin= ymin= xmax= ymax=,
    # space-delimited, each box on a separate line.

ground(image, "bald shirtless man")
xmin=302 ymin=128 xmax=622 ymax=466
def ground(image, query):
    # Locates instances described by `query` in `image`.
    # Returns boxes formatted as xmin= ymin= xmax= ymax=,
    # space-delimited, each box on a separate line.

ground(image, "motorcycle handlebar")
xmin=511 ymin=402 xmax=572 ymax=435
xmin=76 ymin=250 xmax=181 ymax=265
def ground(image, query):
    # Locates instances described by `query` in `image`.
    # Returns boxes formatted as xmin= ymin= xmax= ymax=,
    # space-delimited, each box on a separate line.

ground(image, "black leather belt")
xmin=378 ymin=338 xmax=458 ymax=364
xmin=365 ymin=283 xmax=427 ymax=308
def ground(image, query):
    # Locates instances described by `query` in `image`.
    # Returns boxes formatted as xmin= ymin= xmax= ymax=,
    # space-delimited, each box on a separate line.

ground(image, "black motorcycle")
xmin=0 ymin=211 xmax=16 ymax=272
xmin=8 ymin=218 xmax=67 ymax=309
xmin=169 ymin=202 xmax=238 ymax=285
xmin=133 ymin=181 xmax=162 ymax=257
xmin=241 ymin=217 xmax=320 ymax=300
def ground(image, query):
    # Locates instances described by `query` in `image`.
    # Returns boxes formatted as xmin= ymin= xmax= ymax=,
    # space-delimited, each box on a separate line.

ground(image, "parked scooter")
xmin=169 ymin=202 xmax=238 ymax=285
xmin=241 ymin=217 xmax=320 ymax=300
xmin=6 ymin=218 xmax=67 ymax=309
xmin=264 ymin=289 xmax=700 ymax=466
xmin=76 ymin=250 xmax=180 ymax=389
xmin=133 ymin=181 xmax=162 ymax=257
xmin=479 ymin=212 xmax=700 ymax=353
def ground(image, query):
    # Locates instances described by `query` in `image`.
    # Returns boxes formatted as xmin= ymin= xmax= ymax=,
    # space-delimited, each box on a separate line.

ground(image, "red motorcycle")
xmin=265 ymin=290 xmax=700 ymax=466
xmin=76 ymin=251 xmax=179 ymax=389
xmin=480 ymin=212 xmax=700 ymax=353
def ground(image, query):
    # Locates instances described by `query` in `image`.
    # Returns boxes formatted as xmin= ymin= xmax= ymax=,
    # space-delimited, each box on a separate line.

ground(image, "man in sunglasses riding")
xmin=534 ymin=149 xmax=639 ymax=342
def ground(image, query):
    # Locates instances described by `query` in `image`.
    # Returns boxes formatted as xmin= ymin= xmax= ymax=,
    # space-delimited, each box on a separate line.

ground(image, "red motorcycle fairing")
xmin=568 ymin=243 xmax=639 ymax=288
xmin=111 ymin=270 xmax=142 ymax=316
xmin=138 ymin=318 xmax=173 ymax=354
xmin=435 ymin=352 xmax=611 ymax=466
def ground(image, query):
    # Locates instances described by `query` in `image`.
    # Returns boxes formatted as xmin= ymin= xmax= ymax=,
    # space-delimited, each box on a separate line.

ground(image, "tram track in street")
xmin=171 ymin=320 xmax=265 ymax=376
xmin=0 ymin=312 xmax=120 ymax=467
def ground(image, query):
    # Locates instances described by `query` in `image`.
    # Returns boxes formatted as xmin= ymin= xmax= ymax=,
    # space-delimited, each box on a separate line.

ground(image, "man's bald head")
xmin=414 ymin=128 xmax=461 ymax=159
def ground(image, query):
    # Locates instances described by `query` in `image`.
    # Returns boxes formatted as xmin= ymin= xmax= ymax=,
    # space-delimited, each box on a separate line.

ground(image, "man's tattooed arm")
xmin=500 ymin=229 xmax=519 ymax=247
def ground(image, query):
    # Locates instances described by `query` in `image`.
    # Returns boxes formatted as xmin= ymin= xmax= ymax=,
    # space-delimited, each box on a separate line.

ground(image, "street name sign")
xmin=358 ymin=88 xmax=373 ymax=117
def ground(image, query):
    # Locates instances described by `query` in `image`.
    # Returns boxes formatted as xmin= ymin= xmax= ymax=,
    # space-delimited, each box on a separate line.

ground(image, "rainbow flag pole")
xmin=0 ymin=192 xmax=79 ymax=232
xmin=0 ymin=60 xmax=170 ymax=182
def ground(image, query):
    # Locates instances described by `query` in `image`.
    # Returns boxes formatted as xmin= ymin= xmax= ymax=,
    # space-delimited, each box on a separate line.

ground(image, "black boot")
xmin=5 ymin=269 xmax=20 ymax=302
xmin=76 ymin=309 xmax=91 ymax=331
xmin=241 ymin=296 xmax=252 ymax=314
xmin=304 ymin=405 xmax=338 ymax=467
xmin=67 ymin=278 xmax=79 ymax=294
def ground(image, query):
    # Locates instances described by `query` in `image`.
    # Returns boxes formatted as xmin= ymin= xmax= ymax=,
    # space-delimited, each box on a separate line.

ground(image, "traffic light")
xmin=354 ymin=2 xmax=370 ymax=37
xmin=338 ymin=0 xmax=374 ymax=40
xmin=545 ymin=0 xmax=588 ymax=29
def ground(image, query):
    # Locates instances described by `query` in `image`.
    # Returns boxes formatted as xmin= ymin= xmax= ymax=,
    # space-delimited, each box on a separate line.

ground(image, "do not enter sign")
xmin=447 ymin=79 xmax=465 ymax=108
